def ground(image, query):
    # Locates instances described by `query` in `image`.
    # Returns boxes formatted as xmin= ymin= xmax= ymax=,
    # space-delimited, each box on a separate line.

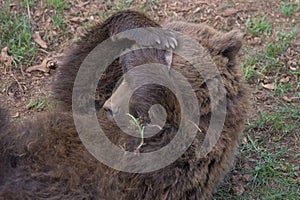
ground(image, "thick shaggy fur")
xmin=0 ymin=11 xmax=248 ymax=199
xmin=52 ymin=10 xmax=162 ymax=111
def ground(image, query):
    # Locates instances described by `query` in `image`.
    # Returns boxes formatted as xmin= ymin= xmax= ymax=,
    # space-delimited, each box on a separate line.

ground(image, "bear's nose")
xmin=103 ymin=99 xmax=113 ymax=117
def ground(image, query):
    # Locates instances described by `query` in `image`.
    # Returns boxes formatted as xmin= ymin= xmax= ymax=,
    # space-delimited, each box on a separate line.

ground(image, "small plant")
xmin=46 ymin=0 xmax=67 ymax=30
xmin=238 ymin=122 xmax=300 ymax=199
xmin=241 ymin=63 xmax=260 ymax=83
xmin=19 ymin=0 xmax=36 ymax=8
xmin=246 ymin=16 xmax=273 ymax=36
xmin=243 ymin=28 xmax=296 ymax=75
xmin=0 ymin=2 xmax=35 ymax=67
xmin=273 ymin=82 xmax=293 ymax=97
xmin=266 ymin=29 xmax=296 ymax=57
xmin=111 ymin=0 xmax=132 ymax=11
xmin=149 ymin=0 xmax=159 ymax=12
xmin=126 ymin=113 xmax=145 ymax=151
xmin=280 ymin=2 xmax=299 ymax=16
xmin=27 ymin=96 xmax=49 ymax=110
xmin=241 ymin=51 xmax=278 ymax=76
xmin=46 ymin=0 xmax=67 ymax=13
xmin=248 ymin=103 xmax=300 ymax=136
xmin=51 ymin=14 xmax=66 ymax=30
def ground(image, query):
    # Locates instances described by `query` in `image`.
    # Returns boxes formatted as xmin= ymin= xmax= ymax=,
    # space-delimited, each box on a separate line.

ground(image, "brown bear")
xmin=0 ymin=10 xmax=248 ymax=200
xmin=98 ymin=16 xmax=249 ymax=200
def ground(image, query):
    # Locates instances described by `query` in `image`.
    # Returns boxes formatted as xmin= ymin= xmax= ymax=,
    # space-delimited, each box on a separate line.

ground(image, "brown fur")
xmin=52 ymin=10 xmax=171 ymax=111
xmin=0 ymin=11 xmax=249 ymax=199
xmin=0 ymin=110 xmax=104 ymax=199
xmin=100 ymin=19 xmax=249 ymax=199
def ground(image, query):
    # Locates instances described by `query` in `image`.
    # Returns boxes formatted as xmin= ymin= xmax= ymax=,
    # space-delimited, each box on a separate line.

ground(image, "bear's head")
xmin=102 ymin=27 xmax=243 ymax=152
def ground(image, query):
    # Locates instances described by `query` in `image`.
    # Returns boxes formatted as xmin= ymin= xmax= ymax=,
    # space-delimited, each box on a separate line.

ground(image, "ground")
xmin=0 ymin=0 xmax=299 ymax=199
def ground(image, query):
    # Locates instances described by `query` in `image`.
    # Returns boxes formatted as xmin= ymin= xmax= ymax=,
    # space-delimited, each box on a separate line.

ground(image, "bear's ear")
xmin=212 ymin=30 xmax=243 ymax=61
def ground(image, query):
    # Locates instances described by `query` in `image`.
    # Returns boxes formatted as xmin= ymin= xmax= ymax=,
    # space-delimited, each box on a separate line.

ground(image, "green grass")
xmin=46 ymin=0 xmax=67 ymax=30
xmin=266 ymin=29 xmax=296 ymax=58
xmin=241 ymin=140 xmax=299 ymax=199
xmin=27 ymin=96 xmax=50 ymax=110
xmin=248 ymin=103 xmax=300 ymax=136
xmin=149 ymin=0 xmax=159 ymax=13
xmin=214 ymin=92 xmax=300 ymax=200
xmin=241 ymin=58 xmax=264 ymax=83
xmin=242 ymin=28 xmax=296 ymax=81
xmin=215 ymin=102 xmax=300 ymax=199
xmin=0 ymin=0 xmax=69 ymax=68
xmin=246 ymin=16 xmax=273 ymax=36
xmin=46 ymin=0 xmax=67 ymax=12
xmin=238 ymin=128 xmax=300 ymax=199
xmin=111 ymin=0 xmax=133 ymax=11
xmin=273 ymin=82 xmax=294 ymax=97
xmin=126 ymin=113 xmax=145 ymax=150
xmin=0 ymin=2 xmax=36 ymax=67
xmin=19 ymin=0 xmax=36 ymax=7
xmin=280 ymin=2 xmax=300 ymax=16
xmin=241 ymin=50 xmax=280 ymax=81
xmin=243 ymin=103 xmax=300 ymax=198
xmin=238 ymin=15 xmax=300 ymax=197
xmin=51 ymin=14 xmax=66 ymax=30
xmin=109 ymin=0 xmax=159 ymax=14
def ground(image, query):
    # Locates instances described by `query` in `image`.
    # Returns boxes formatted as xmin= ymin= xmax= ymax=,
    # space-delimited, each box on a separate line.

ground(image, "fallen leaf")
xmin=243 ymin=163 xmax=253 ymax=170
xmin=70 ymin=17 xmax=86 ymax=23
xmin=249 ymin=158 xmax=257 ymax=162
xmin=32 ymin=32 xmax=48 ymax=49
xmin=232 ymin=184 xmax=245 ymax=195
xmin=262 ymin=83 xmax=275 ymax=90
xmin=231 ymin=175 xmax=241 ymax=182
xmin=242 ymin=136 xmax=248 ymax=144
xmin=280 ymin=76 xmax=290 ymax=83
xmin=283 ymin=96 xmax=292 ymax=102
xmin=11 ymin=112 xmax=20 ymax=118
xmin=193 ymin=7 xmax=201 ymax=13
xmin=274 ymin=166 xmax=281 ymax=170
xmin=26 ymin=57 xmax=57 ymax=73
xmin=0 ymin=47 xmax=13 ymax=68
xmin=291 ymin=97 xmax=300 ymax=102
xmin=221 ymin=8 xmax=239 ymax=17
xmin=76 ymin=1 xmax=90 ymax=7
xmin=242 ymin=174 xmax=253 ymax=182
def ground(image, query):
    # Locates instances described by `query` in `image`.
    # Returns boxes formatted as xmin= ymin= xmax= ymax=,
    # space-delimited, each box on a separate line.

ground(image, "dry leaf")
xmin=291 ymin=97 xmax=300 ymax=102
xmin=243 ymin=163 xmax=253 ymax=170
xmin=280 ymin=76 xmax=290 ymax=83
xmin=242 ymin=174 xmax=253 ymax=182
xmin=242 ymin=136 xmax=248 ymax=145
xmin=11 ymin=112 xmax=20 ymax=118
xmin=262 ymin=83 xmax=275 ymax=90
xmin=76 ymin=1 xmax=90 ymax=7
xmin=232 ymin=185 xmax=245 ymax=195
xmin=33 ymin=32 xmax=48 ymax=49
xmin=193 ymin=7 xmax=201 ymax=14
xmin=221 ymin=8 xmax=239 ymax=17
xmin=26 ymin=57 xmax=57 ymax=73
xmin=249 ymin=158 xmax=257 ymax=162
xmin=283 ymin=96 xmax=292 ymax=102
xmin=0 ymin=47 xmax=13 ymax=68
xmin=70 ymin=17 xmax=86 ymax=23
